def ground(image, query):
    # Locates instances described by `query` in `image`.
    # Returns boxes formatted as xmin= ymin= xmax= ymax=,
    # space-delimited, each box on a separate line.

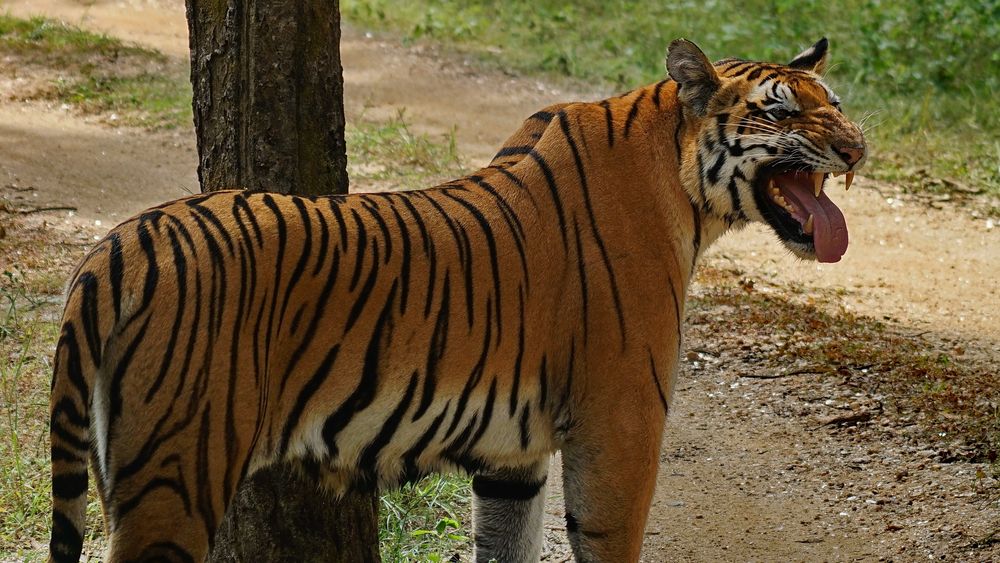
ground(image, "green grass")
xmin=0 ymin=14 xmax=190 ymax=128
xmin=348 ymin=109 xmax=464 ymax=189
xmin=380 ymin=475 xmax=472 ymax=561
xmin=343 ymin=0 xmax=1000 ymax=201
xmin=0 ymin=14 xmax=129 ymax=56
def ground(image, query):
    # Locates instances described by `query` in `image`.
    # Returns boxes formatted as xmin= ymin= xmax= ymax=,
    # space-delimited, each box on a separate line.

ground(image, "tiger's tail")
xmin=48 ymin=271 xmax=105 ymax=562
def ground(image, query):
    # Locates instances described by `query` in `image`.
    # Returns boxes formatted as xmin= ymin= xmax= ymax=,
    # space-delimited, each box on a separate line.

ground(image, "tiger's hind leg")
xmin=104 ymin=509 xmax=212 ymax=563
xmin=472 ymin=460 xmax=549 ymax=563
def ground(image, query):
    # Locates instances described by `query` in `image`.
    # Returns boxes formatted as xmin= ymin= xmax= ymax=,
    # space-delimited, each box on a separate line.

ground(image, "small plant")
xmin=380 ymin=474 xmax=472 ymax=561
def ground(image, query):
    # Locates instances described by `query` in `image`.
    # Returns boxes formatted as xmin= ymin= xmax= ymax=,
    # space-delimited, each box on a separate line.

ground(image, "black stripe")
xmin=528 ymin=150 xmax=569 ymax=251
xmin=117 ymin=475 xmax=193 ymax=521
xmin=746 ymin=66 xmax=766 ymax=81
xmin=312 ymin=207 xmax=330 ymax=277
xmin=572 ymin=220 xmax=590 ymax=341
xmin=470 ymin=177 xmax=529 ymax=289
xmin=187 ymin=199 xmax=235 ymax=256
xmin=442 ymin=190 xmax=503 ymax=345
xmin=599 ymin=100 xmax=614 ymax=147
xmin=51 ymin=471 xmax=88 ymax=500
xmin=121 ymin=216 xmax=159 ymax=330
xmin=187 ymin=210 xmax=228 ymax=337
xmin=493 ymin=145 xmax=533 ymax=158
xmin=464 ymin=377 xmax=499 ymax=453
xmin=49 ymin=510 xmax=83 ymax=563
xmin=508 ymin=286 xmax=526 ymax=417
xmin=279 ymin=344 xmax=341 ymax=456
xmin=108 ymin=233 xmax=123 ymax=322
xmin=558 ymin=112 xmax=627 ymax=348
xmin=344 ymin=241 xmax=382 ymax=333
xmin=387 ymin=202 xmax=412 ymax=315
xmin=323 ymin=280 xmax=398 ymax=458
xmin=348 ymin=208 xmax=368 ymax=291
xmin=473 ymin=475 xmax=546 ymax=501
xmin=234 ymin=193 xmax=264 ymax=248
xmin=707 ymin=151 xmax=726 ymax=185
xmin=327 ymin=196 xmax=349 ymax=250
xmin=690 ymin=199 xmax=702 ymax=273
xmin=50 ymin=419 xmax=89 ymax=452
xmin=50 ymin=445 xmax=84 ymax=463
xmin=358 ymin=370 xmax=420 ymax=470
xmin=108 ymin=314 xmax=152 ymax=426
xmin=624 ymin=90 xmax=647 ymax=138
xmin=413 ymin=273 xmax=450 ymax=421
xmin=555 ymin=339 xmax=576 ymax=419
xmin=652 ymin=79 xmax=669 ymax=108
xmin=57 ymin=326 xmax=89 ymax=407
xmin=277 ymin=198 xmax=313 ymax=334
xmin=494 ymin=166 xmax=539 ymax=209
xmin=402 ymin=402 xmax=450 ymax=480
xmin=648 ymin=351 xmax=670 ymax=414
xmin=194 ymin=404 xmax=216 ymax=538
xmin=695 ymin=149 xmax=711 ymax=213
xmin=444 ymin=302 xmax=492 ymax=439
xmin=145 ymin=225 xmax=187 ymax=401
xmin=76 ymin=273 xmax=102 ymax=367
xmin=529 ymin=110 xmax=556 ymax=122
xmin=361 ymin=198 xmax=393 ymax=263
xmin=726 ymin=177 xmax=745 ymax=221
xmin=673 ymin=107 xmax=685 ymax=166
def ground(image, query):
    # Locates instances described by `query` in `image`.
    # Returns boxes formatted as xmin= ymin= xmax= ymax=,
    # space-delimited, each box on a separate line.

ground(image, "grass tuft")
xmin=380 ymin=474 xmax=472 ymax=561
xmin=348 ymin=110 xmax=465 ymax=189
xmin=0 ymin=14 xmax=190 ymax=129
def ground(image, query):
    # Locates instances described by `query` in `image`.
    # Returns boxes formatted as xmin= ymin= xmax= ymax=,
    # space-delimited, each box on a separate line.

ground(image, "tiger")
xmin=48 ymin=37 xmax=866 ymax=562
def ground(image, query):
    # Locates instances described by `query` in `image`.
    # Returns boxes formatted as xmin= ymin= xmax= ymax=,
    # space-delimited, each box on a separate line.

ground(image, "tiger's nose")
xmin=834 ymin=145 xmax=865 ymax=167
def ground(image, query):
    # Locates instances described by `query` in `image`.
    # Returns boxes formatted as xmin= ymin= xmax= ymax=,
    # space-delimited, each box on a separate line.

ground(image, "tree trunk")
xmin=184 ymin=1 xmax=381 ymax=561
xmin=186 ymin=0 xmax=349 ymax=195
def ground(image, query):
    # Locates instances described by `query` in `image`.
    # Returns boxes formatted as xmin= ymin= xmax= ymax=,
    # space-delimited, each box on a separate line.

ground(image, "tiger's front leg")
xmin=560 ymin=384 xmax=667 ymax=562
xmin=472 ymin=460 xmax=550 ymax=562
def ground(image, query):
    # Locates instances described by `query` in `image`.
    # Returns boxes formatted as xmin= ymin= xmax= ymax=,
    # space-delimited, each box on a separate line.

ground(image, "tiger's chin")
xmin=753 ymin=165 xmax=854 ymax=263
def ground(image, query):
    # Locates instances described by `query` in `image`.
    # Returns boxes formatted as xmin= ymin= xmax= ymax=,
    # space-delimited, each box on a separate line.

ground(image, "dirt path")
xmin=2 ymin=1 xmax=997 ymax=561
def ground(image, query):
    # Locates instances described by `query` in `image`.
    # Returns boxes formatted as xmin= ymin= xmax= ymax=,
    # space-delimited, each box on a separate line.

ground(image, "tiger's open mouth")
xmin=753 ymin=167 xmax=854 ymax=263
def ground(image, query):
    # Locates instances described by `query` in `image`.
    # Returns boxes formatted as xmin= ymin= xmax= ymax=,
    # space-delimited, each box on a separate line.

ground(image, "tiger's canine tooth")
xmin=804 ymin=214 xmax=814 ymax=234
xmin=845 ymin=171 xmax=855 ymax=191
xmin=813 ymin=173 xmax=824 ymax=197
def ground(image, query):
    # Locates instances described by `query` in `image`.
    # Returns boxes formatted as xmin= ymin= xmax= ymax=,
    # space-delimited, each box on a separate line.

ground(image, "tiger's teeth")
xmin=845 ymin=172 xmax=855 ymax=191
xmin=813 ymin=173 xmax=824 ymax=197
xmin=804 ymin=214 xmax=814 ymax=234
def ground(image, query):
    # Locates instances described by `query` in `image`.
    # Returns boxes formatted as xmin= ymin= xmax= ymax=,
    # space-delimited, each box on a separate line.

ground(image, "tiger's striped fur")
xmin=49 ymin=39 xmax=866 ymax=562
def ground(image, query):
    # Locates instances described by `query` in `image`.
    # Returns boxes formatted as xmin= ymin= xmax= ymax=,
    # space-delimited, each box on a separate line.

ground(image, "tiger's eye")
xmin=769 ymin=108 xmax=792 ymax=120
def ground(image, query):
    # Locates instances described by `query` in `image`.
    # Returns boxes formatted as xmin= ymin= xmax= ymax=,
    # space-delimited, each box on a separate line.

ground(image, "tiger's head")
xmin=667 ymin=38 xmax=867 ymax=263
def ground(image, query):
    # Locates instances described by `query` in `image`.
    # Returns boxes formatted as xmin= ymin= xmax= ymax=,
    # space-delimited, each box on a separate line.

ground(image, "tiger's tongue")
xmin=775 ymin=172 xmax=849 ymax=263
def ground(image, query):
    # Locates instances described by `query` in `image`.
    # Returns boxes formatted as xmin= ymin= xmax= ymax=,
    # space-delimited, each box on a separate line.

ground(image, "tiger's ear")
xmin=666 ymin=39 xmax=721 ymax=116
xmin=789 ymin=37 xmax=829 ymax=74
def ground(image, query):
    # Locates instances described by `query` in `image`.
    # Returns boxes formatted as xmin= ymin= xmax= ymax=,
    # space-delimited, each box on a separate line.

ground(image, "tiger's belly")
xmin=278 ymin=381 xmax=561 ymax=493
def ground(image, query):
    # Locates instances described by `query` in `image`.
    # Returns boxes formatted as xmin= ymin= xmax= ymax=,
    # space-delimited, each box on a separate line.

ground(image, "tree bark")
xmin=184 ymin=1 xmax=380 ymax=561
xmin=186 ymin=0 xmax=349 ymax=195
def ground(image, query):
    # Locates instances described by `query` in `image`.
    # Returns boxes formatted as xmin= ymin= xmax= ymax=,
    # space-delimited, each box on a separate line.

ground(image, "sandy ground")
xmin=1 ymin=0 xmax=997 ymax=561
